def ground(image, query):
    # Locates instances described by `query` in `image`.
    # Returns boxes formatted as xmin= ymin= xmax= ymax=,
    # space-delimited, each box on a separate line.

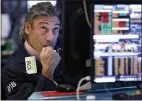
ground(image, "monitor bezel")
xmin=90 ymin=0 xmax=142 ymax=84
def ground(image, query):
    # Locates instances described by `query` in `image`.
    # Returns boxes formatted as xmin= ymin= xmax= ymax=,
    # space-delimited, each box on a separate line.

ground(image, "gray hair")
xmin=20 ymin=2 xmax=60 ymax=41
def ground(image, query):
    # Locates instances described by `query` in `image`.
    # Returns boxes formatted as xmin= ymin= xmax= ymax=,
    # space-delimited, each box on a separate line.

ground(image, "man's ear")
xmin=25 ymin=23 xmax=32 ymax=35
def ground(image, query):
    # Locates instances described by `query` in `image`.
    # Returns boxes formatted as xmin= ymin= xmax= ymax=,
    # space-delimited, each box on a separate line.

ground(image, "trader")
xmin=2 ymin=2 xmax=83 ymax=100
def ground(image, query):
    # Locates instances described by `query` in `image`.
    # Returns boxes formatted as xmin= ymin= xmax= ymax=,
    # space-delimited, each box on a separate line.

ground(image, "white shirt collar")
xmin=24 ymin=41 xmax=40 ymax=60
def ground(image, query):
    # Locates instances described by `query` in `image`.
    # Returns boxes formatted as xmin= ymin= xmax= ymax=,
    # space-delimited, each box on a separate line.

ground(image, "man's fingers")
xmin=45 ymin=46 xmax=54 ymax=53
xmin=52 ymin=51 xmax=61 ymax=61
xmin=50 ymin=51 xmax=61 ymax=67
xmin=43 ymin=47 xmax=54 ymax=57
xmin=40 ymin=46 xmax=61 ymax=80
xmin=47 ymin=50 xmax=61 ymax=69
xmin=46 ymin=51 xmax=61 ymax=79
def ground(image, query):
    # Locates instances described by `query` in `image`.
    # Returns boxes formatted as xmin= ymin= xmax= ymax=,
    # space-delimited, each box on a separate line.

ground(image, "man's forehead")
xmin=36 ymin=16 xmax=60 ymax=25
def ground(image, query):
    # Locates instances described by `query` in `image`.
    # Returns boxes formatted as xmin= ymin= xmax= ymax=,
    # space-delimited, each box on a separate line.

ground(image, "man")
xmin=2 ymin=2 xmax=84 ymax=100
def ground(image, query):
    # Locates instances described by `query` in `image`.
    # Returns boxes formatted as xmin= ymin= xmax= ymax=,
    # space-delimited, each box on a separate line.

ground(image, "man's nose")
xmin=46 ymin=31 xmax=53 ymax=41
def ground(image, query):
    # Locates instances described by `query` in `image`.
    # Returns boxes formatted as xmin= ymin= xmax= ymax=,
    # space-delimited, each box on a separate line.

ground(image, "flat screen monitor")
xmin=92 ymin=2 xmax=142 ymax=83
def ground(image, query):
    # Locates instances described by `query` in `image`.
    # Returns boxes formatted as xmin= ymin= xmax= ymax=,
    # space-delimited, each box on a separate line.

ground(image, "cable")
xmin=76 ymin=76 xmax=91 ymax=101
xmin=104 ymin=84 xmax=113 ymax=96
xmin=83 ymin=0 xmax=92 ymax=28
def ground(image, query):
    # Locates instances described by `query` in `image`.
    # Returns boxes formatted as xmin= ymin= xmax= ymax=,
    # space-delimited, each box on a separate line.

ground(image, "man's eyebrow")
xmin=39 ymin=22 xmax=48 ymax=25
xmin=39 ymin=22 xmax=60 ymax=26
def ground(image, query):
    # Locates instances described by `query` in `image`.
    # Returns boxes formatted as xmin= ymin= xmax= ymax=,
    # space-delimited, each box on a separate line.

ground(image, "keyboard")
xmin=112 ymin=90 xmax=142 ymax=100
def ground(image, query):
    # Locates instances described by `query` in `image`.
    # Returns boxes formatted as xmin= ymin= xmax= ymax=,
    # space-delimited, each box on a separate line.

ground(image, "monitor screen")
xmin=93 ymin=4 xmax=142 ymax=83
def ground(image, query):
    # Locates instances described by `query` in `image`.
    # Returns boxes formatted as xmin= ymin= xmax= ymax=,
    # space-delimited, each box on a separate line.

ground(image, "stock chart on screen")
xmin=93 ymin=4 xmax=142 ymax=83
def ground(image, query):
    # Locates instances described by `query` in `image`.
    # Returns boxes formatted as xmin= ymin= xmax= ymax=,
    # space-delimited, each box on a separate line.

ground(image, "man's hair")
xmin=20 ymin=2 xmax=60 ymax=41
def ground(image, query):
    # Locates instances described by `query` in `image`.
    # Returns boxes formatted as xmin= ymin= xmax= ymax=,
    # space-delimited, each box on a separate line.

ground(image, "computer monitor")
xmin=92 ymin=0 xmax=142 ymax=84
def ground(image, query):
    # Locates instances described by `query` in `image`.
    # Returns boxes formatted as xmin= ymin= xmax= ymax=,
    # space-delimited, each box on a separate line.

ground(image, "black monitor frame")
xmin=90 ymin=0 xmax=142 ymax=85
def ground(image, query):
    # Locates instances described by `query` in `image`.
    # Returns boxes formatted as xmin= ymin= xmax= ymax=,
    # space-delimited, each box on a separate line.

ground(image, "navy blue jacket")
xmin=2 ymin=43 xmax=83 ymax=100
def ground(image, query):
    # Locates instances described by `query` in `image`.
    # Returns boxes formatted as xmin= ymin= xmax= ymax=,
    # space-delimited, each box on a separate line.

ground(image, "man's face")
xmin=25 ymin=16 xmax=60 ymax=52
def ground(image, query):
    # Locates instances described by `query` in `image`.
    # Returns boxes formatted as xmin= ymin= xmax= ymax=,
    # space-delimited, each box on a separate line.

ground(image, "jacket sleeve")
xmin=2 ymin=68 xmax=56 ymax=100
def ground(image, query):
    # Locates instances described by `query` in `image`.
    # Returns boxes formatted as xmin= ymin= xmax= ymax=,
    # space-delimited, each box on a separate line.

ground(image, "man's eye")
xmin=53 ymin=28 xmax=59 ymax=33
xmin=41 ymin=26 xmax=47 ymax=32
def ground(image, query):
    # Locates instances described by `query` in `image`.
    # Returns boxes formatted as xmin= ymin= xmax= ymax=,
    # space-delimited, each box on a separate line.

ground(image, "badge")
xmin=25 ymin=56 xmax=37 ymax=74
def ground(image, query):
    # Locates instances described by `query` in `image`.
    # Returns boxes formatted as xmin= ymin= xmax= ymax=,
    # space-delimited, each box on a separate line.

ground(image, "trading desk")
xmin=28 ymin=86 xmax=138 ymax=100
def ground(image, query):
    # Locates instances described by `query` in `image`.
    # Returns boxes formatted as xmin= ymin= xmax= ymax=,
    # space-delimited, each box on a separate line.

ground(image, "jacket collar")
xmin=16 ymin=42 xmax=42 ymax=72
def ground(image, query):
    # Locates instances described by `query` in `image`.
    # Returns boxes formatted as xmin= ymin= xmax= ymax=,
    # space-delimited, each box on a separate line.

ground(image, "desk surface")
xmin=28 ymin=91 xmax=111 ymax=100
xmin=28 ymin=89 xmax=137 ymax=100
xmin=28 ymin=86 xmax=138 ymax=100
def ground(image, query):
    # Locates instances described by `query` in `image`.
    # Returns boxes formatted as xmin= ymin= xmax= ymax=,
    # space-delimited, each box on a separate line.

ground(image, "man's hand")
xmin=40 ymin=46 xmax=61 ymax=80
